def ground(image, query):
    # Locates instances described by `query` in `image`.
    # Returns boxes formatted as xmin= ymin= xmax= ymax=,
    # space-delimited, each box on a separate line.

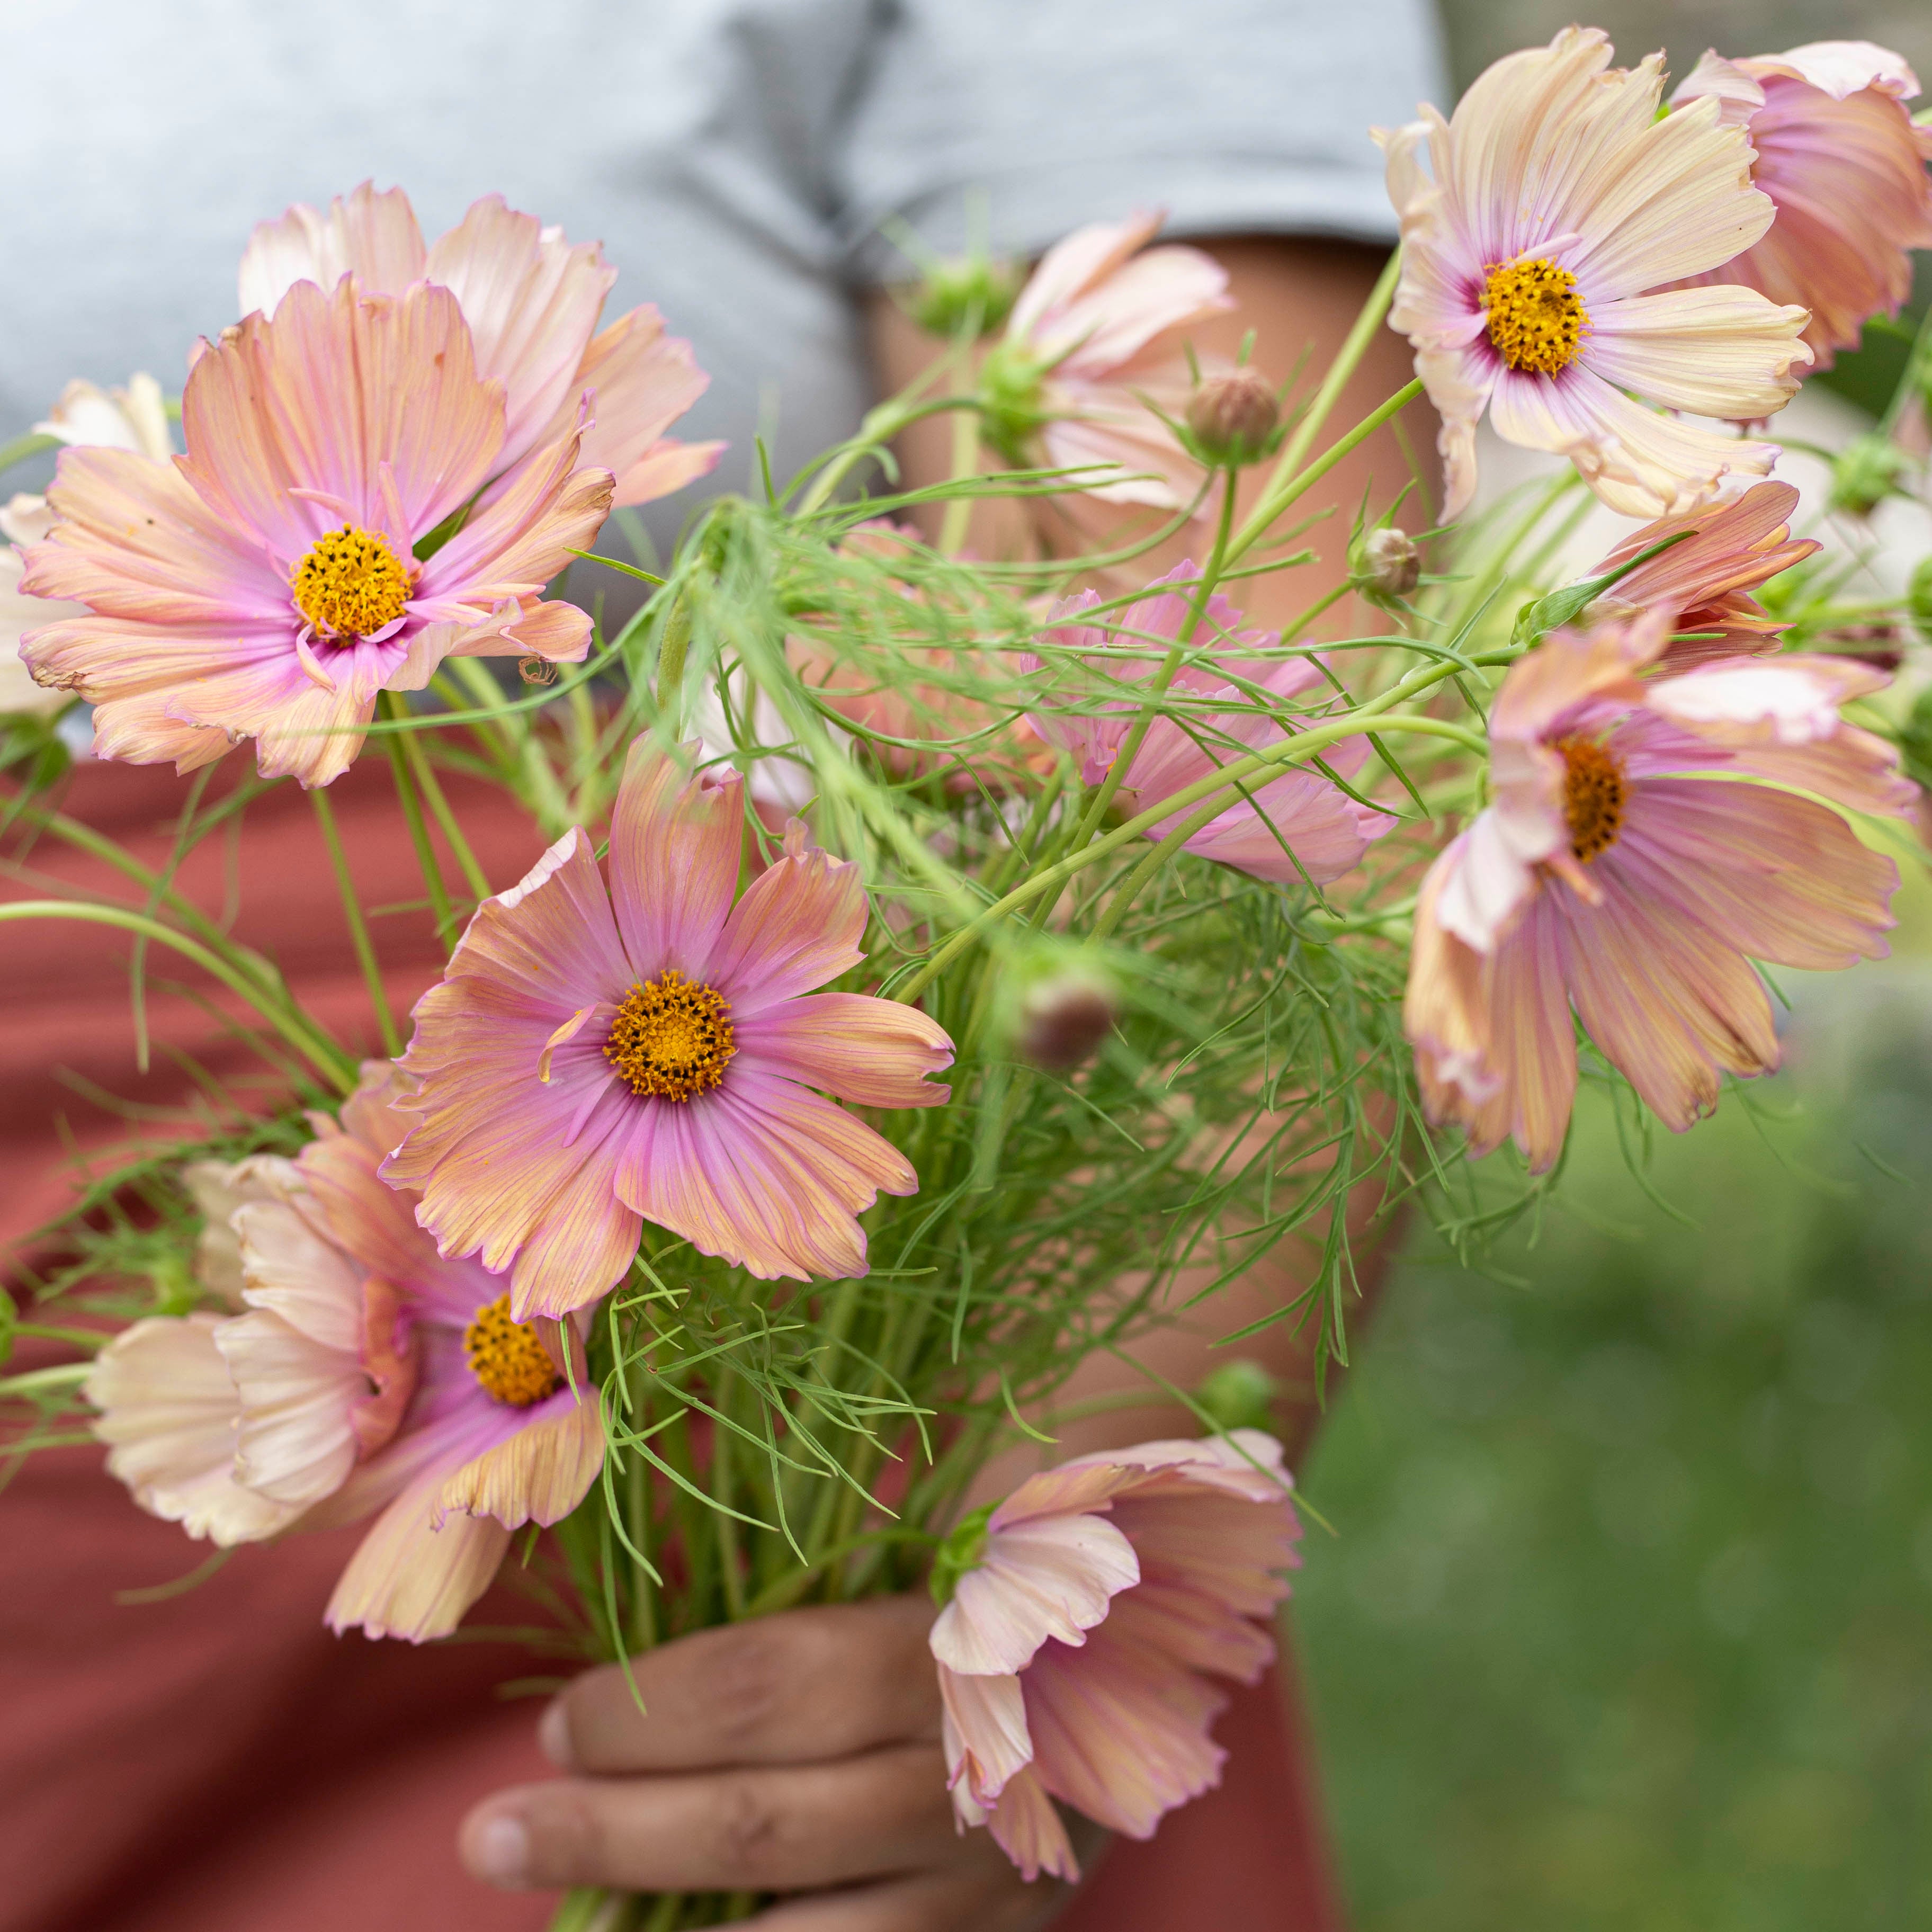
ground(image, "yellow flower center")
xmin=605 ymin=969 xmax=737 ymax=1102
xmin=462 ymin=1293 xmax=562 ymax=1408
xmin=291 ymin=525 xmax=412 ymax=638
xmin=1483 ymin=258 xmax=1589 ymax=377
xmin=1557 ymin=736 xmax=1626 ymax=863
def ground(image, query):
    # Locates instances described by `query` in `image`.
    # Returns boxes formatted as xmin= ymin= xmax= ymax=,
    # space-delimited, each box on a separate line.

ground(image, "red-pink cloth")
xmin=1 ymin=758 xmax=1344 ymax=1931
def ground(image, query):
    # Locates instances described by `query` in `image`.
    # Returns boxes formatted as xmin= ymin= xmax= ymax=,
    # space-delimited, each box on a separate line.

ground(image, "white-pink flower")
xmin=981 ymin=211 xmax=1233 ymax=511
xmin=238 ymin=181 xmax=723 ymax=507
xmin=1670 ymin=42 xmax=1932 ymax=371
xmin=929 ymin=1432 xmax=1300 ymax=1882
xmin=1380 ymin=27 xmax=1813 ymax=520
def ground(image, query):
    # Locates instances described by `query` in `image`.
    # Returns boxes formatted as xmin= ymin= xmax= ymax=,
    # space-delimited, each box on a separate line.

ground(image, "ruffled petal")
xmin=85 ymin=1314 xmax=301 ymax=1545
xmin=734 ymin=993 xmax=954 ymax=1107
xmin=937 ymin=1665 xmax=1034 ymax=1805
xmin=607 ymin=741 xmax=745 ymax=983
xmin=238 ymin=181 xmax=427 ymax=317
xmin=436 ymin=1387 xmax=604 ymax=1528
xmin=423 ymin=195 xmax=614 ymax=474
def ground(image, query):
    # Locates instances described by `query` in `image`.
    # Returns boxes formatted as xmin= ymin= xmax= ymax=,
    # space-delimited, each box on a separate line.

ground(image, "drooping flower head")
xmin=1670 ymin=42 xmax=1932 ymax=372
xmin=930 ymin=1432 xmax=1301 ymax=1883
xmin=84 ymin=1064 xmax=605 ymax=1640
xmin=239 ymin=182 xmax=725 ymax=506
xmin=382 ymin=738 xmax=955 ymax=1316
xmin=1405 ymin=613 xmax=1915 ymax=1170
xmin=1024 ymin=563 xmax=1395 ymax=884
xmin=1380 ymin=26 xmax=1813 ymax=521
xmin=979 ymin=212 xmax=1233 ymax=512
xmin=20 ymin=279 xmax=613 ymax=784
xmin=1578 ymin=480 xmax=1820 ymax=670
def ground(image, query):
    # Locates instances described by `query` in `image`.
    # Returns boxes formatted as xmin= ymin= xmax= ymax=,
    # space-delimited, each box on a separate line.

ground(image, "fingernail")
xmin=470 ymin=1812 xmax=531 ymax=1887
xmin=538 ymin=1698 xmax=574 ymax=1769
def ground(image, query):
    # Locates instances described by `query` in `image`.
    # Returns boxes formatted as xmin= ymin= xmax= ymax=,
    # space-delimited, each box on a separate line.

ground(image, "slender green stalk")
xmin=380 ymin=697 xmax=458 ymax=946
xmin=309 ymin=789 xmax=402 ymax=1058
xmin=1224 ymin=378 xmax=1425 ymax=570
xmin=0 ymin=901 xmax=353 ymax=1088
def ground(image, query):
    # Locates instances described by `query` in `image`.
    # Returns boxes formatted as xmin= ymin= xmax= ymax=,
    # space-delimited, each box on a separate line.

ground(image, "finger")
xmin=543 ymin=1595 xmax=942 ymax=1773
xmin=745 ymin=1864 xmax=1074 ymax=1932
xmin=460 ymin=1741 xmax=964 ymax=1894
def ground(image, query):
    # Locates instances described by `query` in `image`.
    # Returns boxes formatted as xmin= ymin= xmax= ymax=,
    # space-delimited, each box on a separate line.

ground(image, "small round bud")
xmin=1194 ymin=1358 xmax=1279 ymax=1432
xmin=1350 ymin=525 xmax=1421 ymax=606
xmin=1016 ymin=967 xmax=1119 ymax=1073
xmin=1828 ymin=433 xmax=1912 ymax=517
xmin=1185 ymin=369 xmax=1281 ymax=466
xmin=902 ymin=254 xmax=1022 ymax=340
xmin=1908 ymin=556 xmax=1932 ymax=647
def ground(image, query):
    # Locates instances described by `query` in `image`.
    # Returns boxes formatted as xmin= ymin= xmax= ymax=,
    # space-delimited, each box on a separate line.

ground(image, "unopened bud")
xmin=1909 ymin=556 xmax=1932 ymax=647
xmin=903 ymin=254 xmax=1022 ymax=340
xmin=1185 ymin=369 xmax=1281 ymax=466
xmin=1351 ymin=526 xmax=1421 ymax=605
xmin=1828 ymin=434 xmax=1912 ymax=517
xmin=1016 ymin=967 xmax=1119 ymax=1072
xmin=1194 ymin=1358 xmax=1279 ymax=1432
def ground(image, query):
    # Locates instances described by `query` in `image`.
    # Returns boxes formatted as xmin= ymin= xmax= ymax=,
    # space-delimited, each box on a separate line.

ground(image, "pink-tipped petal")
xmin=238 ymin=181 xmax=427 ymax=317
xmin=607 ymin=743 xmax=746 ymax=982
xmin=734 ymin=994 xmax=953 ymax=1108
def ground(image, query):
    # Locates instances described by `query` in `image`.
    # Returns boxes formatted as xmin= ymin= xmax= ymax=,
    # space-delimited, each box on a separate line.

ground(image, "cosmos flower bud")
xmin=1350 ymin=526 xmax=1421 ymax=606
xmin=1194 ymin=1357 xmax=1280 ymax=1431
xmin=1828 ymin=433 xmax=1915 ymax=516
xmin=903 ymin=252 xmax=1023 ymax=339
xmin=1015 ymin=964 xmax=1119 ymax=1072
xmin=1185 ymin=368 xmax=1281 ymax=466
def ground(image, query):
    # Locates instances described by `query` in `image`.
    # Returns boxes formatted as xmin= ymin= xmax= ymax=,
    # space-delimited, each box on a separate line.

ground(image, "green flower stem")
xmin=1223 ymin=377 xmax=1425 ymax=573
xmin=8 ymin=801 xmax=301 ymax=1014
xmin=0 ymin=901 xmax=354 ymax=1089
xmin=379 ymin=699 xmax=458 ymax=947
xmin=394 ymin=706 xmax=493 ymax=901
xmin=893 ymin=685 xmax=1486 ymax=1006
xmin=1251 ymin=247 xmax=1403 ymax=523
xmin=308 ymin=788 xmax=402 ymax=1059
xmin=0 ymin=431 xmax=59 ymax=476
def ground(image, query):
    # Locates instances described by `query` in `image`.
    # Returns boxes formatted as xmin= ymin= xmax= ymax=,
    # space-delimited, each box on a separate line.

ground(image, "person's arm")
xmin=458 ymin=238 xmax=1416 ymax=1925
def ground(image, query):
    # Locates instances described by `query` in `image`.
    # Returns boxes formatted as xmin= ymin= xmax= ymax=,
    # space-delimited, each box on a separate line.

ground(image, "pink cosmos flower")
xmin=1024 ymin=564 xmax=1395 ymax=884
xmin=930 ymin=1431 xmax=1300 ymax=1883
xmin=86 ymin=1065 xmax=605 ymax=1640
xmin=1579 ymin=480 xmax=1820 ymax=670
xmin=19 ymin=278 xmax=613 ymax=785
xmin=239 ymin=182 xmax=724 ymax=506
xmin=1671 ymin=43 xmax=1932 ymax=372
xmin=382 ymin=737 xmax=956 ymax=1314
xmin=1405 ymin=613 xmax=1915 ymax=1170
xmin=1379 ymin=27 xmax=1813 ymax=521
xmin=980 ymin=211 xmax=1233 ymax=511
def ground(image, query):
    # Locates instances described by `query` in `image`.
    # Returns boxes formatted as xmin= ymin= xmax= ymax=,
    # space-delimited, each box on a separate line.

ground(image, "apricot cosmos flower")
xmin=1670 ymin=42 xmax=1932 ymax=372
xmin=931 ymin=1432 xmax=1301 ymax=1882
xmin=1024 ymin=564 xmax=1394 ymax=883
xmin=1380 ymin=26 xmax=1813 ymax=520
xmin=19 ymin=278 xmax=612 ymax=785
xmin=239 ymin=182 xmax=724 ymax=505
xmin=84 ymin=1065 xmax=605 ymax=1640
xmin=383 ymin=738 xmax=955 ymax=1314
xmin=979 ymin=211 xmax=1232 ymax=511
xmin=1578 ymin=480 xmax=1819 ymax=670
xmin=1405 ymin=614 xmax=1914 ymax=1170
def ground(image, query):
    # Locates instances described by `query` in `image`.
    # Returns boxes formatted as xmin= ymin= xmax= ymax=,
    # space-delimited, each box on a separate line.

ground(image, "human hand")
xmin=458 ymin=1594 xmax=1090 ymax=1928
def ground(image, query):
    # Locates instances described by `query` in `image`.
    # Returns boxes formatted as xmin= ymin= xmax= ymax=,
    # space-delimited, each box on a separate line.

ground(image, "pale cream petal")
xmin=436 ymin=1392 xmax=604 ymax=1529
xmin=1585 ymin=288 xmax=1811 ymax=419
xmin=213 ymin=1307 xmax=364 ymax=1506
xmin=182 ymin=1154 xmax=304 ymax=1309
xmin=84 ymin=1313 xmax=301 ymax=1545
xmin=324 ymin=1466 xmax=512 ymax=1642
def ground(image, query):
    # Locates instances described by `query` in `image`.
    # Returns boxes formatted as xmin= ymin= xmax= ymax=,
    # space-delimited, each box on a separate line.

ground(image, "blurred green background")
xmin=1293 ymin=6 xmax=1932 ymax=1921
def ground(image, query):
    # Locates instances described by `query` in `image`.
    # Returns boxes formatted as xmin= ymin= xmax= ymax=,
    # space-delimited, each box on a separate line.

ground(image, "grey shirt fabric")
xmin=0 ymin=0 xmax=1444 ymax=542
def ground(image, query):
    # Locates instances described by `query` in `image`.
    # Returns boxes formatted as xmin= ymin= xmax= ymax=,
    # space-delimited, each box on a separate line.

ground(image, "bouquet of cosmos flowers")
xmin=4 ymin=27 xmax=1931 ymax=1931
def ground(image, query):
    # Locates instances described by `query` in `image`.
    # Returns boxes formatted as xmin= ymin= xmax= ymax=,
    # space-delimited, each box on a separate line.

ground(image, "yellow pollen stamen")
xmin=1482 ymin=257 xmax=1589 ymax=377
xmin=605 ymin=968 xmax=736 ymax=1102
xmin=462 ymin=1293 xmax=562 ymax=1407
xmin=1557 ymin=736 xmax=1626 ymax=863
xmin=291 ymin=525 xmax=412 ymax=638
